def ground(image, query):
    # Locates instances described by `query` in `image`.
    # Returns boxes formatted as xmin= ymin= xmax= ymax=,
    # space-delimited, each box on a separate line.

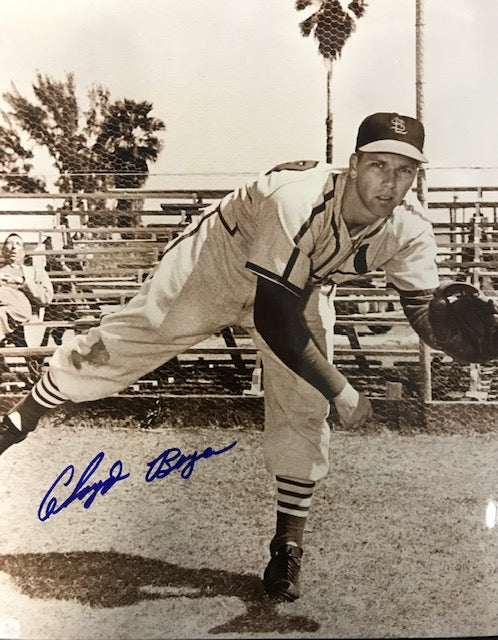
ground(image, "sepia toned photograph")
xmin=1 ymin=1 xmax=498 ymax=638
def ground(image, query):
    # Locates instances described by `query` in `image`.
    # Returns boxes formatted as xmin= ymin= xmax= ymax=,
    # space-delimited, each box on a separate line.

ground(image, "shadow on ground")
xmin=0 ymin=551 xmax=319 ymax=635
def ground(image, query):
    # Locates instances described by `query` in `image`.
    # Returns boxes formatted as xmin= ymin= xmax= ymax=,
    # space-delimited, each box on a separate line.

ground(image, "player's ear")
xmin=349 ymin=153 xmax=359 ymax=179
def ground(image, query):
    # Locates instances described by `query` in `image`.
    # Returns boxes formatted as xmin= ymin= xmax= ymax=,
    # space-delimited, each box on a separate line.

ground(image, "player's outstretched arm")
xmin=400 ymin=283 xmax=498 ymax=363
xmin=253 ymin=277 xmax=372 ymax=428
xmin=398 ymin=288 xmax=440 ymax=349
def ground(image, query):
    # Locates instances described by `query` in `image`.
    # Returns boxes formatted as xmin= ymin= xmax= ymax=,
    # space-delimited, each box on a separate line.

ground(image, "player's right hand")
xmin=333 ymin=382 xmax=373 ymax=428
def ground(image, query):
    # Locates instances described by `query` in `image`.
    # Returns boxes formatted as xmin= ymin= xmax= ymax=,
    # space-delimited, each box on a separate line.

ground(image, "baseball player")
xmin=0 ymin=112 xmax=445 ymax=601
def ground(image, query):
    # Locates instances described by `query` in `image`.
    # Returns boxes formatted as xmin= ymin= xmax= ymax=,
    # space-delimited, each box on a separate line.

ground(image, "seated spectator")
xmin=0 ymin=233 xmax=54 ymax=344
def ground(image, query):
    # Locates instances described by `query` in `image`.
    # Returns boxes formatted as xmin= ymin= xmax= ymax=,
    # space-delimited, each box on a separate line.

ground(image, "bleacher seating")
xmin=1 ymin=185 xmax=498 ymax=401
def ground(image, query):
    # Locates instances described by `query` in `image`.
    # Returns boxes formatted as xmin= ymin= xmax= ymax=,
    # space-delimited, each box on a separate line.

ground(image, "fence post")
xmin=468 ymin=188 xmax=485 ymax=399
xmin=419 ymin=342 xmax=432 ymax=402
xmin=472 ymin=188 xmax=482 ymax=288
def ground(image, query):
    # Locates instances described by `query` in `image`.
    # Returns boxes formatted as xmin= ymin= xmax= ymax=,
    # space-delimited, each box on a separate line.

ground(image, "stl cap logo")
xmin=391 ymin=116 xmax=407 ymax=135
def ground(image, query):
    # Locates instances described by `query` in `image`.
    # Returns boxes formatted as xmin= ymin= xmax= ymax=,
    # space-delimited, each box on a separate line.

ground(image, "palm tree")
xmin=296 ymin=0 xmax=368 ymax=163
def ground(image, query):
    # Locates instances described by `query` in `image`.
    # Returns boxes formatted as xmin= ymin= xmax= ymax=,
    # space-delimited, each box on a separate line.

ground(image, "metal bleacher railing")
xmin=1 ymin=184 xmax=498 ymax=409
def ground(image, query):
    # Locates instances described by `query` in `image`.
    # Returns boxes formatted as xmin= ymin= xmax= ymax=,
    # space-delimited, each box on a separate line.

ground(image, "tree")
xmin=296 ymin=0 xmax=368 ymax=163
xmin=94 ymin=99 xmax=164 ymax=187
xmin=0 ymin=120 xmax=46 ymax=192
xmin=3 ymin=73 xmax=91 ymax=193
xmin=93 ymin=98 xmax=166 ymax=225
xmin=0 ymin=72 xmax=165 ymax=201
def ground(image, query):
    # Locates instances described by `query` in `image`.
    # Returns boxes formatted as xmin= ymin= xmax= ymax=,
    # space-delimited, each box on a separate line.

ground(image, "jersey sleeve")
xmin=384 ymin=223 xmax=440 ymax=292
xmin=245 ymin=190 xmax=316 ymax=296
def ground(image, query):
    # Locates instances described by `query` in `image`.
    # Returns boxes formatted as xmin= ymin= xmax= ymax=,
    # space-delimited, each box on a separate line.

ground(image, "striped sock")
xmin=31 ymin=371 xmax=69 ymax=411
xmin=8 ymin=371 xmax=68 ymax=433
xmin=271 ymin=476 xmax=316 ymax=552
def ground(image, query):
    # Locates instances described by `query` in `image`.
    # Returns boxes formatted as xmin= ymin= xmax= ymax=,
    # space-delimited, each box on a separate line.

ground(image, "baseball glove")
xmin=428 ymin=281 xmax=498 ymax=363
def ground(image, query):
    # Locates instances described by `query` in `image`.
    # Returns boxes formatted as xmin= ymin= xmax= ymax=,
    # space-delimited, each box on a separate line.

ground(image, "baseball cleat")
xmin=263 ymin=543 xmax=303 ymax=602
xmin=0 ymin=415 xmax=27 ymax=455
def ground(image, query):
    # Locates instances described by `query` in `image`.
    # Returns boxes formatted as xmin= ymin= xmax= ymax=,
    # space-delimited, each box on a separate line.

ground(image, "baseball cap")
xmin=355 ymin=112 xmax=427 ymax=163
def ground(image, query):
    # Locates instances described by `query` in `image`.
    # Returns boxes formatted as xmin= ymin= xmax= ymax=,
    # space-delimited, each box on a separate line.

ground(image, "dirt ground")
xmin=1 ymin=419 xmax=498 ymax=639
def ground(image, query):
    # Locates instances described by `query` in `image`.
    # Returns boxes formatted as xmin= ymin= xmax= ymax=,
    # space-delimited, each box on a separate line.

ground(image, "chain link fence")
xmin=1 ymin=170 xmax=497 ymax=428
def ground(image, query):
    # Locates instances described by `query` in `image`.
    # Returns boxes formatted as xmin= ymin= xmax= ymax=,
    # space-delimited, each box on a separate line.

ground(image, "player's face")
xmin=349 ymin=152 xmax=419 ymax=221
xmin=2 ymin=235 xmax=25 ymax=265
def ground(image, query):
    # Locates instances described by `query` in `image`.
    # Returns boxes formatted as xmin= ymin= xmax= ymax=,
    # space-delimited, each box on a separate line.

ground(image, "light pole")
xmin=415 ymin=0 xmax=426 ymax=205
xmin=415 ymin=0 xmax=432 ymax=403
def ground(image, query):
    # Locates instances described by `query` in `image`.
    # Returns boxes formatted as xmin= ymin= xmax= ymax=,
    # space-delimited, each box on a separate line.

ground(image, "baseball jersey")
xmin=214 ymin=160 xmax=439 ymax=297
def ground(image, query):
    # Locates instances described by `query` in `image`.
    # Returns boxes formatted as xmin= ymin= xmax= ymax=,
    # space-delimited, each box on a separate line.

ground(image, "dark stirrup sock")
xmin=270 ymin=476 xmax=316 ymax=554
xmin=7 ymin=371 xmax=68 ymax=433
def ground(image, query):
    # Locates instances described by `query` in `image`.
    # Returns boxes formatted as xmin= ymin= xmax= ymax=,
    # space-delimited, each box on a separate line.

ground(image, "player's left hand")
xmin=333 ymin=382 xmax=373 ymax=428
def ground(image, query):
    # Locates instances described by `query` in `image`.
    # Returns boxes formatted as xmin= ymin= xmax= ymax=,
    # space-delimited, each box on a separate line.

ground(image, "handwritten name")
xmin=37 ymin=441 xmax=237 ymax=522
xmin=145 ymin=441 xmax=237 ymax=482
xmin=38 ymin=451 xmax=130 ymax=522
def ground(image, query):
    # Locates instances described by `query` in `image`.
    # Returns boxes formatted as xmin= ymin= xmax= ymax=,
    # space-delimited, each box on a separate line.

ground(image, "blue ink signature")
xmin=37 ymin=441 xmax=237 ymax=521
xmin=145 ymin=441 xmax=237 ymax=482
xmin=38 ymin=452 xmax=130 ymax=522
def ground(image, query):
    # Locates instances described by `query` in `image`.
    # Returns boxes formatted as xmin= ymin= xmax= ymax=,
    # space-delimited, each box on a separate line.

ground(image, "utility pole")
xmin=415 ymin=0 xmax=426 ymax=205
xmin=415 ymin=0 xmax=432 ymax=402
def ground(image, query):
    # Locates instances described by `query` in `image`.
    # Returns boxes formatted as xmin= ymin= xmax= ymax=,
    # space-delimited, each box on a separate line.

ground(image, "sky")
xmin=1 ymin=0 xmax=497 ymax=190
